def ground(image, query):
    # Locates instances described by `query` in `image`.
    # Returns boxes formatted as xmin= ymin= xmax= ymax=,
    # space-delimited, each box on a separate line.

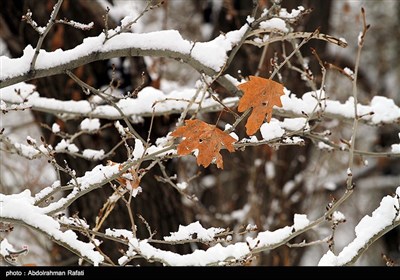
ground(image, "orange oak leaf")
xmin=237 ymin=76 xmax=284 ymax=135
xmin=171 ymin=119 xmax=236 ymax=169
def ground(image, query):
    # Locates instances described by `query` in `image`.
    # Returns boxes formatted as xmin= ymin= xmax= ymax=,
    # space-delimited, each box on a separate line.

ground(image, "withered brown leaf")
xmin=171 ymin=119 xmax=236 ymax=169
xmin=238 ymin=76 xmax=284 ymax=135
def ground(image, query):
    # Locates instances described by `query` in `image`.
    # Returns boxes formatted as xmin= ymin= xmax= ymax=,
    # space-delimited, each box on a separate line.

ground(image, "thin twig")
xmin=306 ymin=133 xmax=398 ymax=158
xmin=346 ymin=8 xmax=370 ymax=190
xmin=270 ymin=30 xmax=319 ymax=79
xmin=286 ymin=236 xmax=330 ymax=248
xmin=104 ymin=0 xmax=163 ymax=42
xmin=245 ymin=31 xmax=348 ymax=48
xmin=66 ymin=70 xmax=147 ymax=145
xmin=30 ymin=0 xmax=64 ymax=71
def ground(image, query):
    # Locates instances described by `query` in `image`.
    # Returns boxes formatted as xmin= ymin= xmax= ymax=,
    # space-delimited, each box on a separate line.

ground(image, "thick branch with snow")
xmin=318 ymin=187 xmax=400 ymax=266
xmin=0 ymin=27 xmax=247 ymax=89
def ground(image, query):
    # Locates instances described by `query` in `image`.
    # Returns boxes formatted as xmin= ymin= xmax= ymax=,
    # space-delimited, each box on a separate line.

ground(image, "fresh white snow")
xmin=259 ymin=18 xmax=288 ymax=33
xmin=392 ymin=144 xmax=400 ymax=154
xmin=55 ymin=139 xmax=79 ymax=153
xmin=80 ymin=118 xmax=100 ymax=132
xmin=0 ymin=25 xmax=248 ymax=81
xmin=114 ymin=121 xmax=126 ymax=136
xmin=51 ymin=123 xmax=60 ymax=133
xmin=132 ymin=139 xmax=145 ymax=160
xmin=280 ymin=117 xmax=309 ymax=131
xmin=332 ymin=211 xmax=346 ymax=223
xmin=390 ymin=133 xmax=400 ymax=154
xmin=176 ymin=182 xmax=188 ymax=191
xmin=318 ymin=187 xmax=400 ymax=266
xmin=2 ymin=83 xmax=399 ymax=128
xmin=0 ymin=190 xmax=104 ymax=265
xmin=164 ymin=221 xmax=224 ymax=242
xmin=82 ymin=149 xmax=105 ymax=160
xmin=318 ymin=140 xmax=334 ymax=151
xmin=260 ymin=119 xmax=285 ymax=141
xmin=107 ymin=213 xmax=310 ymax=266
xmin=0 ymin=238 xmax=15 ymax=258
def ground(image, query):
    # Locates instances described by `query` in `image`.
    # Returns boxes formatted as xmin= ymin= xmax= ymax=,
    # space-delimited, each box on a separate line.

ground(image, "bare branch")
xmin=346 ymin=7 xmax=370 ymax=190
xmin=245 ymin=31 xmax=348 ymax=48
xmin=29 ymin=0 xmax=64 ymax=71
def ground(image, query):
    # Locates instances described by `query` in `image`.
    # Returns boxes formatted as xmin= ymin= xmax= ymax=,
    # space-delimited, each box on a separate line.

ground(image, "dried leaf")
xmin=238 ymin=76 xmax=284 ymax=135
xmin=107 ymin=160 xmax=140 ymax=189
xmin=171 ymin=119 xmax=236 ymax=169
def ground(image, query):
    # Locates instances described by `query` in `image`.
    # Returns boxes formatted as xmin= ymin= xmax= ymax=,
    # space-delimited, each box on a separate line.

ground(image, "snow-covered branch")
xmin=105 ymin=188 xmax=355 ymax=266
xmin=2 ymin=82 xmax=399 ymax=125
xmin=318 ymin=187 xmax=400 ymax=266
xmin=0 ymin=27 xmax=247 ymax=89
xmin=39 ymin=143 xmax=174 ymax=216
xmin=0 ymin=191 xmax=104 ymax=265
xmin=106 ymin=215 xmax=311 ymax=266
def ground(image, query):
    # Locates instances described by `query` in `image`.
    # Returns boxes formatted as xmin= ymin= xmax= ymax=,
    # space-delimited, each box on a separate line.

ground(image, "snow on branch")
xmin=0 ymin=26 xmax=247 ymax=88
xmin=107 ymin=214 xmax=310 ymax=266
xmin=279 ymin=89 xmax=400 ymax=126
xmin=0 ymin=190 xmax=104 ymax=265
xmin=39 ymin=164 xmax=123 ymax=215
xmin=2 ymin=82 xmax=399 ymax=126
xmin=391 ymin=133 xmax=400 ymax=154
xmin=38 ymin=139 xmax=175 ymax=215
xmin=318 ymin=187 xmax=400 ymax=266
xmin=0 ymin=134 xmax=50 ymax=160
xmin=0 ymin=99 xmax=30 ymax=112
xmin=163 ymin=221 xmax=225 ymax=243
xmin=55 ymin=19 xmax=94 ymax=31
xmin=0 ymin=82 xmax=232 ymax=122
